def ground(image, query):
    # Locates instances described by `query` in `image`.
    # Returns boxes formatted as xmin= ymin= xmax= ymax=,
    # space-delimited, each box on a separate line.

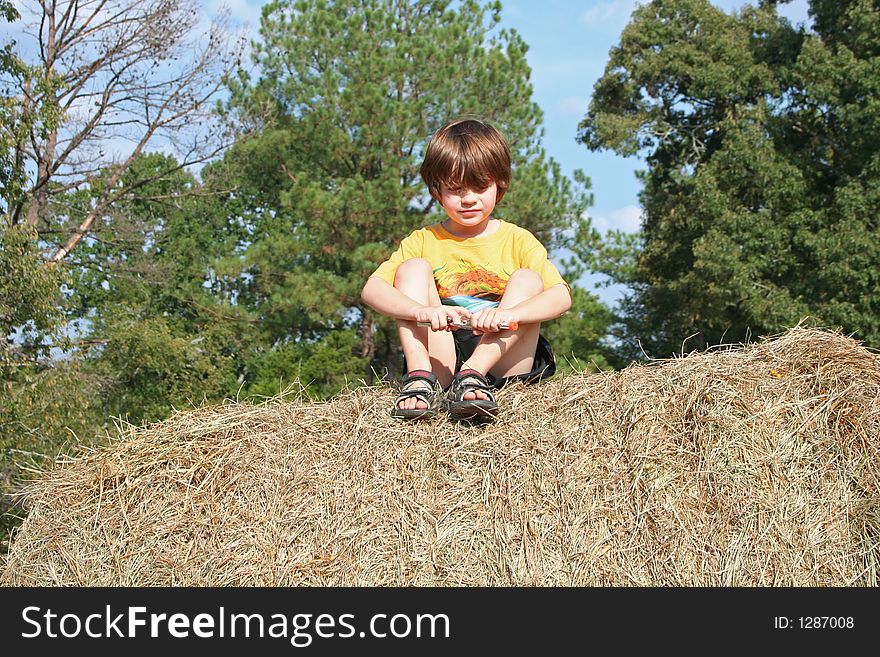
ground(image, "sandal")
xmin=447 ymin=368 xmax=498 ymax=419
xmin=391 ymin=370 xmax=443 ymax=420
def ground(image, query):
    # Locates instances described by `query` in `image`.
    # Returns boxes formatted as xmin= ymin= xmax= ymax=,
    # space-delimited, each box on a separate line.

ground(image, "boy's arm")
xmin=361 ymin=276 xmax=471 ymax=331
xmin=470 ymin=283 xmax=571 ymax=332
xmin=506 ymin=283 xmax=572 ymax=324
xmin=361 ymin=276 xmax=424 ymax=319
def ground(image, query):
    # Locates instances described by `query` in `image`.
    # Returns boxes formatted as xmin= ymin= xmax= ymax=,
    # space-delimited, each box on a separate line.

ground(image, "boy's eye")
xmin=446 ymin=185 xmax=488 ymax=195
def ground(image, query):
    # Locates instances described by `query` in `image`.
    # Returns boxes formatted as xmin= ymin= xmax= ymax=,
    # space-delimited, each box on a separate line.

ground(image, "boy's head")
xmin=420 ymin=118 xmax=511 ymax=203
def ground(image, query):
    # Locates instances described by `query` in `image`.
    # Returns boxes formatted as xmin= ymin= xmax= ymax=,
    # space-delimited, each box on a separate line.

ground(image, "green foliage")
xmin=541 ymin=286 xmax=619 ymax=372
xmin=0 ymin=224 xmax=73 ymax=457
xmin=94 ymin=315 xmax=234 ymax=425
xmin=244 ymin=330 xmax=368 ymax=399
xmin=579 ymin=0 xmax=880 ymax=355
xmin=0 ymin=225 xmax=61 ymax=338
xmin=59 ymin=153 xmax=246 ymax=424
xmin=1 ymin=360 xmax=106 ymax=461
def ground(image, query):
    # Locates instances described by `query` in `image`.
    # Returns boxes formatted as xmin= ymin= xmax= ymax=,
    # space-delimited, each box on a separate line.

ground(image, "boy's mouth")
xmin=459 ymin=209 xmax=481 ymax=216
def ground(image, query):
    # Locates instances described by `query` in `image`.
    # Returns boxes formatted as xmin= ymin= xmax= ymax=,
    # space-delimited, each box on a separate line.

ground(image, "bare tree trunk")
xmin=24 ymin=129 xmax=56 ymax=227
xmin=48 ymin=174 xmax=120 ymax=263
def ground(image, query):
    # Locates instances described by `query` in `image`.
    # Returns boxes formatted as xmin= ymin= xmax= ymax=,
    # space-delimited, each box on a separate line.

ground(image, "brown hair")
xmin=420 ymin=117 xmax=511 ymax=203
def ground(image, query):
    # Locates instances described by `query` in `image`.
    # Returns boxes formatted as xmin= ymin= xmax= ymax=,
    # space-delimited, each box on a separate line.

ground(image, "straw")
xmin=2 ymin=327 xmax=877 ymax=586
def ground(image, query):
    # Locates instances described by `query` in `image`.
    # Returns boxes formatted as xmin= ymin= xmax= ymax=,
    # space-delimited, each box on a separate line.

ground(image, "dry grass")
xmin=2 ymin=327 xmax=878 ymax=586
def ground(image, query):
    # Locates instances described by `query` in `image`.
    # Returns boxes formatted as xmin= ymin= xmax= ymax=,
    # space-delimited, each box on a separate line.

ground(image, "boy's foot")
xmin=447 ymin=369 xmax=498 ymax=420
xmin=391 ymin=370 xmax=443 ymax=420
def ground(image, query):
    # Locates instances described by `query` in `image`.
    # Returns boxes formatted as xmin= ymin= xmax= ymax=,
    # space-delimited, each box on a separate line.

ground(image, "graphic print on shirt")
xmin=434 ymin=263 xmax=509 ymax=313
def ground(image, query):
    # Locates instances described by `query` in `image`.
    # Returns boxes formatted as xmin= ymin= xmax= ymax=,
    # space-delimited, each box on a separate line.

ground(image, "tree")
xmin=0 ymin=0 xmax=60 ymax=549
xmin=1 ymin=0 xmax=243 ymax=261
xmin=0 ymin=1 xmax=245 ymax=518
xmin=223 ymin=0 xmax=607 ymax=382
xmin=55 ymin=153 xmax=246 ymax=425
xmin=0 ymin=2 xmax=246 ymax=550
xmin=578 ymin=0 xmax=880 ymax=356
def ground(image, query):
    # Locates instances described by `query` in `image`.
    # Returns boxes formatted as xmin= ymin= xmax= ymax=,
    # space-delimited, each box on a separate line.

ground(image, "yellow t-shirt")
xmin=370 ymin=220 xmax=568 ymax=312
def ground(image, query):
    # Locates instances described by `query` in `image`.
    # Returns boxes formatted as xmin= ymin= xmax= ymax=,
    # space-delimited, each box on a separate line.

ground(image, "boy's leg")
xmin=458 ymin=269 xmax=543 ymax=400
xmin=394 ymin=258 xmax=457 ymax=410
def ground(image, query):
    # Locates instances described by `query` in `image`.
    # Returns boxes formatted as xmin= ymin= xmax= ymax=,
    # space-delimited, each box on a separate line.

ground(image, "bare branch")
xmin=6 ymin=0 xmax=245 ymax=253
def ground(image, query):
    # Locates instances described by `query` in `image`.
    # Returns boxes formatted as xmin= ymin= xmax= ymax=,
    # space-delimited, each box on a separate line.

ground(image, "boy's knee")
xmin=394 ymin=258 xmax=433 ymax=285
xmin=508 ymin=268 xmax=544 ymax=295
xmin=395 ymin=258 xmax=434 ymax=276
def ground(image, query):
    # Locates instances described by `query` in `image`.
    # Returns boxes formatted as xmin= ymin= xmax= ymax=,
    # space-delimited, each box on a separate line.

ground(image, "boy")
xmin=361 ymin=117 xmax=571 ymax=420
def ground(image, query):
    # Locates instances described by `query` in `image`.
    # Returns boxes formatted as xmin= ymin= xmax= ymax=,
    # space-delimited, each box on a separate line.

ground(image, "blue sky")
xmin=209 ymin=0 xmax=812 ymax=303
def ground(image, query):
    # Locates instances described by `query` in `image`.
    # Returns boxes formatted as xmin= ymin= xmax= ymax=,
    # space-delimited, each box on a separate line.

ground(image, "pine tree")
xmin=578 ymin=0 xmax=880 ymax=356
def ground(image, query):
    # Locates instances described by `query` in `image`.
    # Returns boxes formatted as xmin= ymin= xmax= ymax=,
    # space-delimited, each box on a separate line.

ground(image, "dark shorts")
xmin=452 ymin=329 xmax=556 ymax=389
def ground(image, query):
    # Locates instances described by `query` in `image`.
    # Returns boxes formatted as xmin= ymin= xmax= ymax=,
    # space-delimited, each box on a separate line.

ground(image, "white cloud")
xmin=592 ymin=204 xmax=642 ymax=234
xmin=580 ymin=0 xmax=640 ymax=27
xmin=205 ymin=0 xmax=263 ymax=29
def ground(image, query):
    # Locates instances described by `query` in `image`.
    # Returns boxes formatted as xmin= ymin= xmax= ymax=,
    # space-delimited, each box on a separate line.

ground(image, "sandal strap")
xmin=454 ymin=368 xmax=490 ymax=387
xmin=449 ymin=368 xmax=495 ymax=402
xmin=395 ymin=388 xmax=433 ymax=404
xmin=401 ymin=369 xmax=438 ymax=386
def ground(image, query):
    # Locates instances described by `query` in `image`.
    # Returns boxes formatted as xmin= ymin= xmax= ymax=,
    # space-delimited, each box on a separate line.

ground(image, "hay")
xmin=2 ymin=327 xmax=879 ymax=586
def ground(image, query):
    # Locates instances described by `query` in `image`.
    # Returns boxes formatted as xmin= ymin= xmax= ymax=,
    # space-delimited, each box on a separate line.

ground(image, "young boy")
xmin=361 ymin=117 xmax=571 ymax=420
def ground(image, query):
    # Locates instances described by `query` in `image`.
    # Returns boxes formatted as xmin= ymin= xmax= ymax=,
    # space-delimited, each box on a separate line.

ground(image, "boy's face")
xmin=438 ymin=182 xmax=498 ymax=233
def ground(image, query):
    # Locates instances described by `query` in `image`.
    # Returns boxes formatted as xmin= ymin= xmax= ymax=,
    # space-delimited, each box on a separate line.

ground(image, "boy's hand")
xmin=468 ymin=308 xmax=520 ymax=334
xmin=412 ymin=305 xmax=472 ymax=331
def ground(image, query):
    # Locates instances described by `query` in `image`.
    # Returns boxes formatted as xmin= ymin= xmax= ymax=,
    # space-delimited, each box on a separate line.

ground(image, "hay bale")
xmin=2 ymin=327 xmax=879 ymax=586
